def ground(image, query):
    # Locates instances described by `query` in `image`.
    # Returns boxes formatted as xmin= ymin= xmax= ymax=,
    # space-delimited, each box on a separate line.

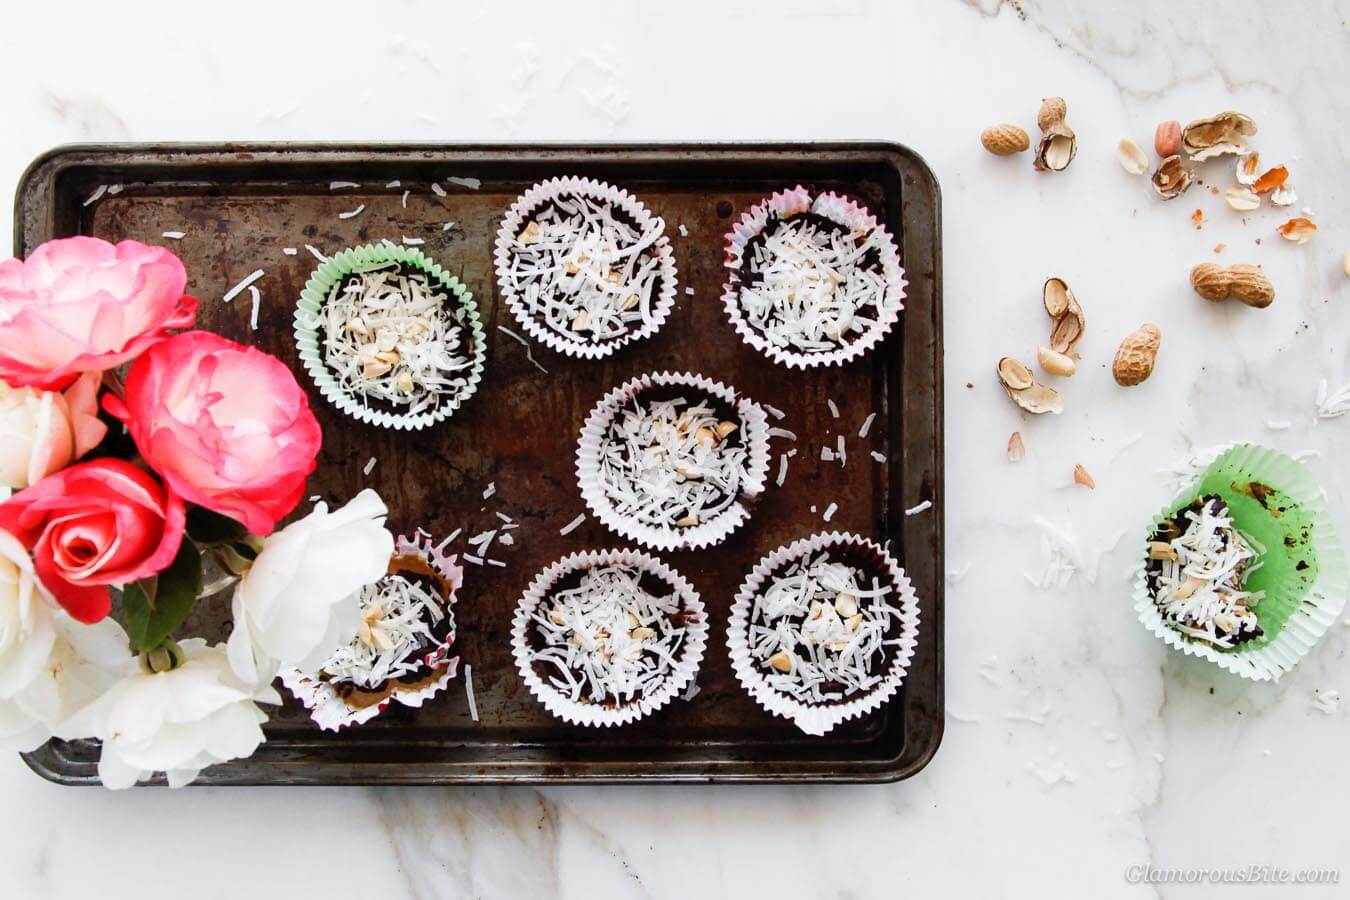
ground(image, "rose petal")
xmin=116 ymin=330 xmax=320 ymax=535
xmin=0 ymin=237 xmax=196 ymax=389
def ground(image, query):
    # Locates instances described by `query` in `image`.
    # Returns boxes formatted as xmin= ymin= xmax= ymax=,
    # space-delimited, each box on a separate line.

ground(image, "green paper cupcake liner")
xmin=1132 ymin=442 xmax=1348 ymax=681
xmin=293 ymin=243 xmax=486 ymax=431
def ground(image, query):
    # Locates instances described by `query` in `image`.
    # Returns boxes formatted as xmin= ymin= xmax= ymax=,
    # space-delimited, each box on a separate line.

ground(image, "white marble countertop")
xmin=3 ymin=1 xmax=1347 ymax=897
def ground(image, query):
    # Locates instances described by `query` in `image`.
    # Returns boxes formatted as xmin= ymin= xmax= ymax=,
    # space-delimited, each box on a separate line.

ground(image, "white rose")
xmin=0 ymin=373 xmax=107 ymax=490
xmin=0 ymin=529 xmax=130 ymax=751
xmin=227 ymin=489 xmax=394 ymax=685
xmin=58 ymin=638 xmax=280 ymax=789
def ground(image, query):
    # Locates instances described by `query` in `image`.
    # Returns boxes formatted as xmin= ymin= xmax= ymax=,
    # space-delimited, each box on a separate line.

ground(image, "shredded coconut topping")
xmin=223 ymin=269 xmax=264 ymax=303
xmin=464 ymin=663 xmax=479 ymax=721
xmin=503 ymin=193 xmax=666 ymax=344
xmin=1147 ymin=496 xmax=1265 ymax=648
xmin=527 ymin=564 xmax=690 ymax=706
xmin=497 ymin=325 xmax=548 ymax=375
xmin=748 ymin=551 xmax=904 ymax=704
xmin=737 ymin=212 xmax=892 ymax=353
xmin=1316 ymin=378 xmax=1350 ymax=418
xmin=321 ymin=573 xmax=448 ymax=689
xmin=599 ymin=392 xmax=747 ymax=529
xmin=320 ymin=262 xmax=472 ymax=415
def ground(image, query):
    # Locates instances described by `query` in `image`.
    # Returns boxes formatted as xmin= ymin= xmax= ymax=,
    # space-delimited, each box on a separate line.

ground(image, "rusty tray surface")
xmin=16 ymin=143 xmax=943 ymax=785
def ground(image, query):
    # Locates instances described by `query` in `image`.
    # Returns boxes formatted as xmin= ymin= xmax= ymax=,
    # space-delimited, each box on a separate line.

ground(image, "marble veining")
xmin=2 ymin=1 xmax=1347 ymax=897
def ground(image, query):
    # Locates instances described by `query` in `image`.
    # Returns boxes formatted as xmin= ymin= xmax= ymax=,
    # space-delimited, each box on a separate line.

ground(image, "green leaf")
xmin=185 ymin=505 xmax=250 ymax=547
xmin=123 ymin=539 xmax=204 ymax=653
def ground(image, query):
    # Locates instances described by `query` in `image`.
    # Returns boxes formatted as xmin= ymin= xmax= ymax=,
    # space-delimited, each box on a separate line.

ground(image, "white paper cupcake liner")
xmin=493 ymin=176 xmax=679 ymax=359
xmin=721 ymin=185 xmax=907 ymax=370
xmin=281 ymin=531 xmax=465 ymax=731
xmin=576 ymin=371 xmax=772 ymax=552
xmin=294 ymin=242 xmax=487 ymax=431
xmin=1132 ymin=442 xmax=1348 ymax=682
xmin=726 ymin=531 xmax=920 ymax=736
xmin=510 ymin=548 xmax=708 ymax=727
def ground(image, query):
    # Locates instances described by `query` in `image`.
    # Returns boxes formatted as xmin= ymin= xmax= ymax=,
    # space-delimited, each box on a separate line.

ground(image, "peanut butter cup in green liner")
xmin=294 ymin=242 xmax=485 ymax=431
xmin=1132 ymin=442 xmax=1347 ymax=681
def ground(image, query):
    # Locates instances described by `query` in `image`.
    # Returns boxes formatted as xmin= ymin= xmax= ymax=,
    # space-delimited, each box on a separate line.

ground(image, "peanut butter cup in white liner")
xmin=510 ymin=548 xmax=708 ymax=727
xmin=493 ymin=176 xmax=679 ymax=360
xmin=1131 ymin=442 xmax=1347 ymax=682
xmin=722 ymin=185 xmax=906 ymax=369
xmin=281 ymin=532 xmax=464 ymax=731
xmin=727 ymin=531 xmax=920 ymax=736
xmin=576 ymin=371 xmax=771 ymax=552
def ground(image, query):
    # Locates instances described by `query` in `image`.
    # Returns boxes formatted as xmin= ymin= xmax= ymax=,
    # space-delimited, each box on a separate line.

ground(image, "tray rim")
xmin=14 ymin=140 xmax=944 ymax=787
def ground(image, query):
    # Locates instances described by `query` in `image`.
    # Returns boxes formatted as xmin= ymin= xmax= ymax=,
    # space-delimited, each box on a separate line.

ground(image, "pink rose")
xmin=0 ymin=459 xmax=186 ymax=624
xmin=103 ymin=331 xmax=322 ymax=536
xmin=0 ymin=373 xmax=107 ymax=489
xmin=0 ymin=237 xmax=197 ymax=390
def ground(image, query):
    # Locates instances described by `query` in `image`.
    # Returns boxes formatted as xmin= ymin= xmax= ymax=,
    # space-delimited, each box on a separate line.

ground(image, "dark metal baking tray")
xmin=15 ymin=143 xmax=943 ymax=785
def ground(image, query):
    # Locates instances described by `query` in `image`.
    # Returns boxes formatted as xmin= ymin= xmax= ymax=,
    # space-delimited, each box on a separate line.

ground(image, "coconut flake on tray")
xmin=321 ymin=262 xmax=474 ymax=416
xmin=497 ymin=324 xmax=549 ymax=375
xmin=1145 ymin=495 xmax=1265 ymax=648
xmin=223 ymin=268 xmax=265 ymax=303
xmin=464 ymin=664 xmax=479 ymax=721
